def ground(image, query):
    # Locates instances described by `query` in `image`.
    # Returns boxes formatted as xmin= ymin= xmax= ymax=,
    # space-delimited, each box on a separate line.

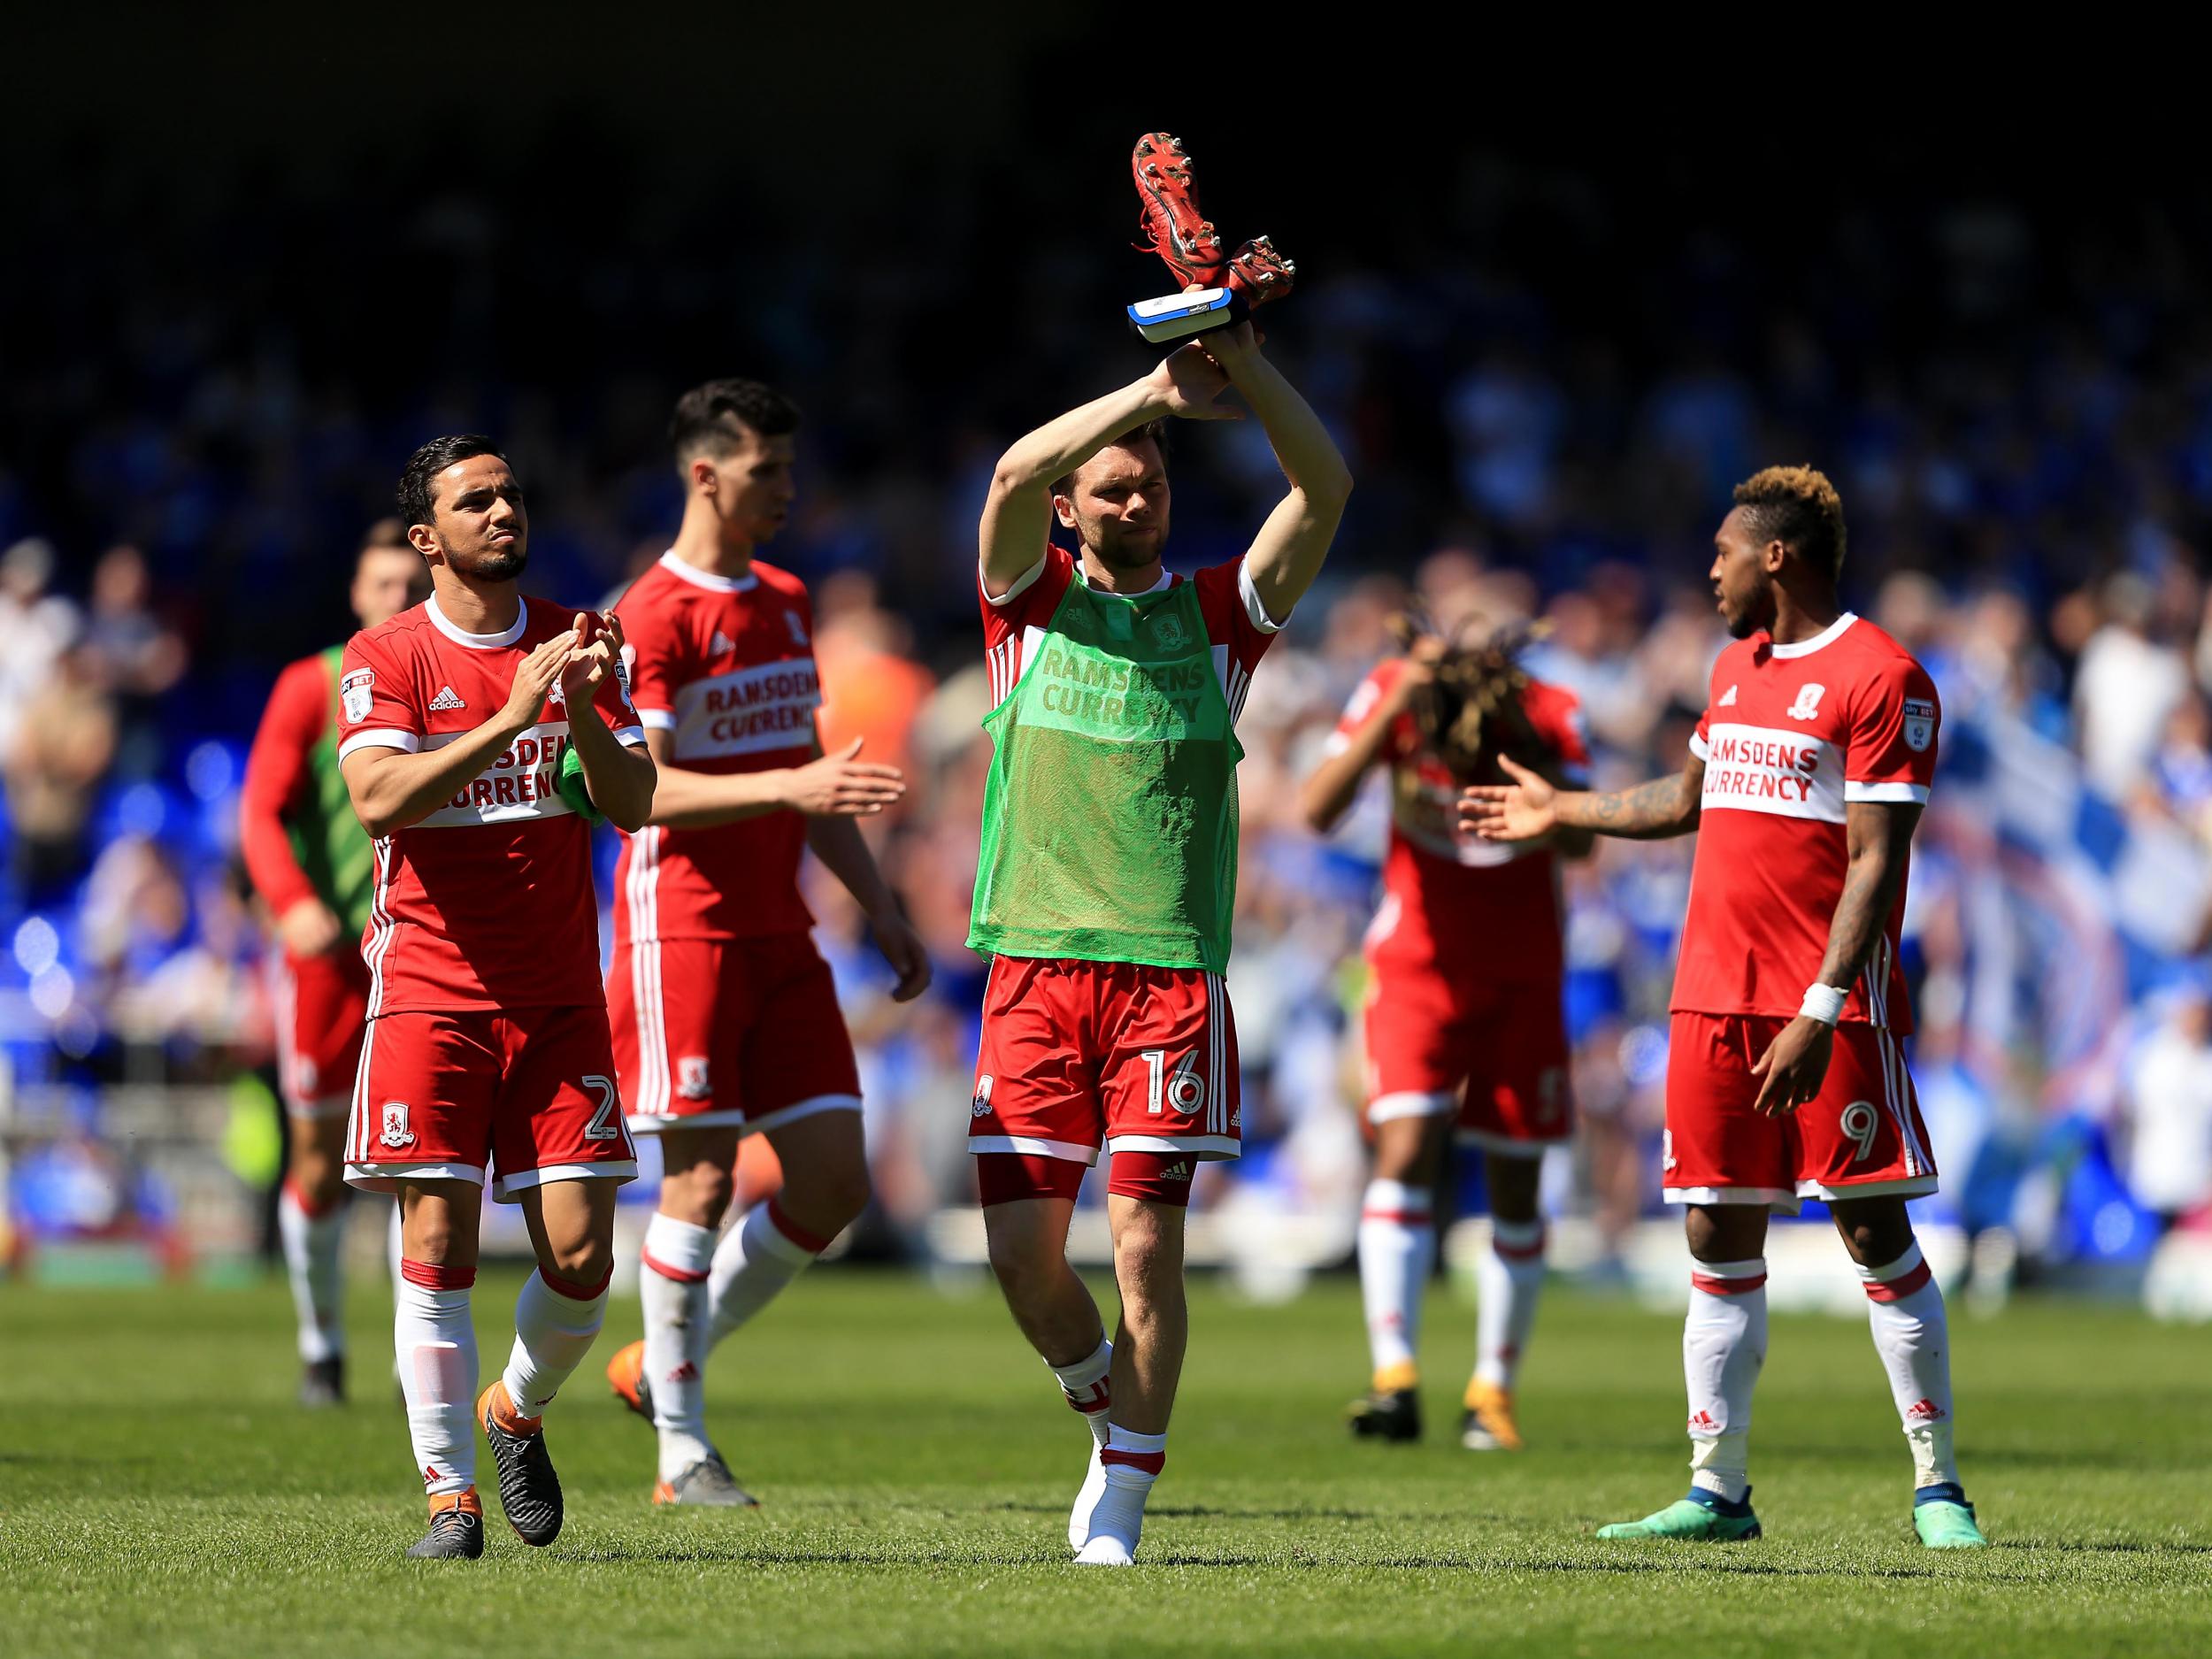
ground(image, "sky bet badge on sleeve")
xmin=1128 ymin=132 xmax=1296 ymax=344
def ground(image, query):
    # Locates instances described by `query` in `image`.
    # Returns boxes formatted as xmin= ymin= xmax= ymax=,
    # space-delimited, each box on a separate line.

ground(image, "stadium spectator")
xmin=2124 ymin=985 xmax=2212 ymax=1230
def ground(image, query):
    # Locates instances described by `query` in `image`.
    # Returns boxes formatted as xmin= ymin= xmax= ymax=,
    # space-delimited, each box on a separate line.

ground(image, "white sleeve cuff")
xmin=1844 ymin=780 xmax=1931 ymax=804
xmin=981 ymin=555 xmax=1048 ymax=608
xmin=614 ymin=726 xmax=649 ymax=749
xmin=1688 ymin=732 xmax=1710 ymax=761
xmin=337 ymin=729 xmax=419 ymax=762
xmin=1239 ymin=560 xmax=1287 ymax=633
xmin=636 ymin=707 xmax=677 ymax=731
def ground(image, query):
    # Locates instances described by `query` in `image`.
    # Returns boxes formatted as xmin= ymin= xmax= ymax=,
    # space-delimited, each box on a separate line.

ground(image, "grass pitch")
xmin=4 ymin=1266 xmax=2208 ymax=1657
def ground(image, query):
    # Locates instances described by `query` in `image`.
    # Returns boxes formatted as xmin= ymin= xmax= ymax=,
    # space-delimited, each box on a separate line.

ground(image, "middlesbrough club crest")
xmin=379 ymin=1100 xmax=416 ymax=1149
xmin=971 ymin=1074 xmax=995 ymax=1118
xmin=677 ymin=1056 xmax=711 ymax=1101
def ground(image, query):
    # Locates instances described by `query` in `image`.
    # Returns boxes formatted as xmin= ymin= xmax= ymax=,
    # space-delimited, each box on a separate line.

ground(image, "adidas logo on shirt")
xmin=710 ymin=629 xmax=736 ymax=657
xmin=427 ymin=685 xmax=467 ymax=711
xmin=1717 ymin=685 xmax=1738 ymax=707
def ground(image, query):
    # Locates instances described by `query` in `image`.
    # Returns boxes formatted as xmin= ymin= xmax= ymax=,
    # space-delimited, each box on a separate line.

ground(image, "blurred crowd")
xmin=7 ymin=129 xmax=2212 ymax=1275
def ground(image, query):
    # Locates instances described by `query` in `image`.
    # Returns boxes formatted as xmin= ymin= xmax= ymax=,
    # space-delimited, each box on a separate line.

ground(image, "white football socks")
xmin=1357 ymin=1179 xmax=1433 ymax=1381
xmin=1048 ymin=1337 xmax=1113 ymax=1548
xmin=279 ymin=1180 xmax=346 ymax=1364
xmin=1857 ymin=1240 xmax=1961 ymax=1491
xmin=501 ymin=1267 xmax=610 ymax=1420
xmin=641 ymin=1212 xmax=718 ymax=1481
xmin=396 ymin=1263 xmax=477 ymax=1497
xmin=1075 ymin=1424 xmax=1164 ymax=1565
xmin=1684 ymin=1258 xmax=1768 ymax=1504
xmin=704 ymin=1201 xmax=826 ymax=1349
xmin=1474 ymin=1217 xmax=1547 ymax=1390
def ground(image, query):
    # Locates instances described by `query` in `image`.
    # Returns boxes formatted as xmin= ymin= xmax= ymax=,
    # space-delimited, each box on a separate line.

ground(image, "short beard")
xmin=449 ymin=545 xmax=528 ymax=584
xmin=1083 ymin=520 xmax=1164 ymax=572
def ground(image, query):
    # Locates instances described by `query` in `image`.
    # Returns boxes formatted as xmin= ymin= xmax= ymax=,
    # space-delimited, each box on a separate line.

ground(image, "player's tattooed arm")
xmin=1460 ymin=754 xmax=1705 ymax=844
xmin=979 ymin=342 xmax=1242 ymax=596
xmin=1812 ymin=799 xmax=1920 ymax=995
xmin=1204 ymin=323 xmax=1353 ymax=623
xmin=341 ymin=632 xmax=577 ymax=837
xmin=1749 ymin=798 xmax=1922 ymax=1115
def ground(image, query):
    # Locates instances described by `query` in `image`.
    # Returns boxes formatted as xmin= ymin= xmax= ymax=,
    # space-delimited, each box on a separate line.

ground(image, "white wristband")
xmin=1800 ymin=983 xmax=1847 ymax=1026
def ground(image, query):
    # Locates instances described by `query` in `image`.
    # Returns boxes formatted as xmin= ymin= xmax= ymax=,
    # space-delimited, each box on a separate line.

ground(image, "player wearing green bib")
xmin=971 ymin=320 xmax=1350 ymax=1563
xmin=241 ymin=526 xmax=428 ymax=1404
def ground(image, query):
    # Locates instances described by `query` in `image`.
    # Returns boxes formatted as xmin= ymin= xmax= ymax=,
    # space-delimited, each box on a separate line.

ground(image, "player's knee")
xmin=543 ymin=1234 xmax=613 ymax=1290
xmin=662 ymin=1159 xmax=735 ymax=1228
xmin=806 ymin=1160 xmax=872 ymax=1233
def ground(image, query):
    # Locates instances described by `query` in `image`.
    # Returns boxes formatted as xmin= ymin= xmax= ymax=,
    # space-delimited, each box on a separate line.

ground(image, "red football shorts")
xmin=611 ymin=933 xmax=861 ymax=1137
xmin=344 ymin=1003 xmax=638 ymax=1202
xmin=1663 ymin=1011 xmax=1939 ymax=1209
xmin=276 ymin=948 xmax=372 ymax=1119
xmin=1362 ymin=955 xmax=1573 ymax=1156
xmin=969 ymin=956 xmax=1240 ymax=1171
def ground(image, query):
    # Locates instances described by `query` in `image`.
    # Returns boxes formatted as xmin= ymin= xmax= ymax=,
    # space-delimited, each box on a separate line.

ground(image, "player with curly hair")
xmin=1463 ymin=466 xmax=1985 ymax=1548
xmin=1303 ymin=595 xmax=1593 ymax=1450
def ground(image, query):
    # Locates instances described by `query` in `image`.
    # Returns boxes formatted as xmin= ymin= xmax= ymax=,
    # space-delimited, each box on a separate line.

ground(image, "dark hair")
xmin=1732 ymin=465 xmax=1847 ymax=581
xmin=1051 ymin=419 xmax=1171 ymax=498
xmin=671 ymin=379 xmax=802 ymax=463
xmin=399 ymin=434 xmax=507 ymax=527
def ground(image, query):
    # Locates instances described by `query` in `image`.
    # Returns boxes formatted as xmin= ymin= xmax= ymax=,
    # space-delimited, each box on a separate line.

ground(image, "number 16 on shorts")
xmin=1141 ymin=1048 xmax=1205 ymax=1116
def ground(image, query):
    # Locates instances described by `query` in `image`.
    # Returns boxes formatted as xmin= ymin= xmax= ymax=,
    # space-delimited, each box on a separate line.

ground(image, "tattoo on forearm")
xmin=1816 ymin=856 xmax=1898 ymax=992
xmin=1562 ymin=775 xmax=1694 ymax=839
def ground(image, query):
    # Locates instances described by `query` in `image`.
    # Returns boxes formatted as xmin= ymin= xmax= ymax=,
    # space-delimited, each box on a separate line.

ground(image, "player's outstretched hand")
xmin=784 ymin=738 xmax=907 ymax=818
xmin=503 ymin=633 xmax=577 ymax=730
xmin=1460 ymin=754 xmax=1556 ymax=841
xmin=1750 ymin=1016 xmax=1835 ymax=1116
xmin=871 ymin=908 xmax=933 ymax=1003
xmin=1146 ymin=338 xmax=1242 ymax=421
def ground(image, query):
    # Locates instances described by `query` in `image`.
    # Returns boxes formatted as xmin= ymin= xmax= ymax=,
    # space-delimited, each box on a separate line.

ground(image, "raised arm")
xmin=1302 ymin=657 xmax=1429 ymax=833
xmin=1200 ymin=322 xmax=1352 ymax=624
xmin=1461 ymin=751 xmax=1706 ymax=844
xmin=978 ymin=341 xmax=1241 ymax=596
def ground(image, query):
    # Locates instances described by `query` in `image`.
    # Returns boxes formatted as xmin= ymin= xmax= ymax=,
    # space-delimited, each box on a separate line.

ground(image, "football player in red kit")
xmin=1463 ymin=466 xmax=1985 ymax=1548
xmin=1303 ymin=610 xmax=1591 ymax=1450
xmin=339 ymin=435 xmax=656 ymax=1559
xmin=240 ymin=522 xmax=427 ymax=1404
xmin=601 ymin=380 xmax=930 ymax=1507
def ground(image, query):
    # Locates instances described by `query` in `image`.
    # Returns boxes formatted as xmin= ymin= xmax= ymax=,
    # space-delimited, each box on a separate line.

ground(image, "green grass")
xmin=4 ymin=1269 xmax=2208 ymax=1657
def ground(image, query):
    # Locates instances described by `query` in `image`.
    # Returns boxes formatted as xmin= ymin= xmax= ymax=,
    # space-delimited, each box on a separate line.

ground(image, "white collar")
xmin=426 ymin=594 xmax=526 ymax=649
xmin=1768 ymin=611 xmax=1858 ymax=659
xmin=1076 ymin=563 xmax=1172 ymax=597
xmin=660 ymin=549 xmax=757 ymax=594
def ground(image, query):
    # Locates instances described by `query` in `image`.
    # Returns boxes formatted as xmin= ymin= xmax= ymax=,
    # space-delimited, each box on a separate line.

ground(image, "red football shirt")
xmin=1327 ymin=659 xmax=1590 ymax=982
xmin=239 ymin=653 xmax=334 ymax=922
xmin=979 ymin=543 xmax=1280 ymax=715
xmin=1677 ymin=611 xmax=1939 ymax=1032
xmin=611 ymin=551 xmax=822 ymax=944
xmin=336 ymin=595 xmax=646 ymax=1014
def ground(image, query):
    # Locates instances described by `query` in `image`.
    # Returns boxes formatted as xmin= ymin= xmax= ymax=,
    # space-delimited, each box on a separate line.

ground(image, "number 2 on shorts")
xmin=583 ymin=1074 xmax=623 ymax=1141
